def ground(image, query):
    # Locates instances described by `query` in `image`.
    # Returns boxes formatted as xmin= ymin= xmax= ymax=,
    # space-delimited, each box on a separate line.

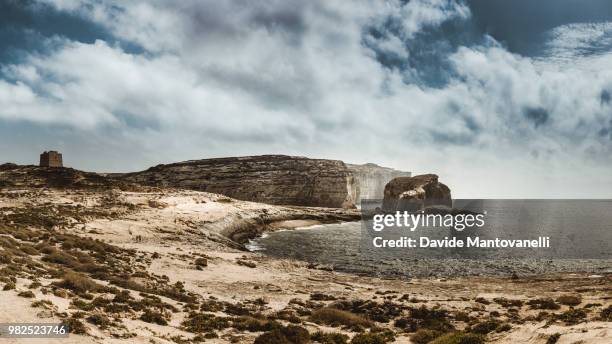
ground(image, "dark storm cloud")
xmin=251 ymin=6 xmax=307 ymax=46
xmin=601 ymin=90 xmax=611 ymax=104
xmin=429 ymin=129 xmax=475 ymax=145
xmin=0 ymin=0 xmax=141 ymax=64
xmin=524 ymin=107 xmax=549 ymax=128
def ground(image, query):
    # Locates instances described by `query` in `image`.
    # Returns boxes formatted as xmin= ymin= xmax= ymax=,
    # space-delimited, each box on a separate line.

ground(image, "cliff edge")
xmin=115 ymin=155 xmax=358 ymax=208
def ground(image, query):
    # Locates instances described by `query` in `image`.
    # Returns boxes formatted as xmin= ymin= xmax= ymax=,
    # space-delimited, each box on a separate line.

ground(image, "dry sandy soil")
xmin=0 ymin=182 xmax=610 ymax=344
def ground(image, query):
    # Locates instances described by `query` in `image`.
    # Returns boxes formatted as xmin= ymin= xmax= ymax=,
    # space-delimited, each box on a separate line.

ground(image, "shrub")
xmin=63 ymin=318 xmax=87 ymax=334
xmin=56 ymin=235 xmax=120 ymax=255
xmin=200 ymin=299 xmax=225 ymax=312
xmin=350 ymin=332 xmax=390 ymax=344
xmin=20 ymin=245 xmax=39 ymax=255
xmin=53 ymin=288 xmax=68 ymax=298
xmin=556 ymin=295 xmax=581 ymax=306
xmin=109 ymin=276 xmax=197 ymax=303
xmin=55 ymin=272 xmax=106 ymax=295
xmin=310 ymin=307 xmax=372 ymax=329
xmin=233 ymin=316 xmax=281 ymax=332
xmin=600 ymin=306 xmax=612 ymax=321
xmin=557 ymin=308 xmax=587 ymax=325
xmin=527 ymin=298 xmax=560 ymax=310
xmin=429 ymin=332 xmax=484 ymax=344
xmin=254 ymin=326 xmax=310 ymax=344
xmin=182 ymin=313 xmax=231 ymax=333
xmin=474 ymin=297 xmax=490 ymax=305
xmin=71 ymin=298 xmax=94 ymax=311
xmin=28 ymin=281 xmax=42 ymax=289
xmin=395 ymin=306 xmax=454 ymax=332
xmin=194 ymin=257 xmax=207 ymax=267
xmin=103 ymin=302 xmax=130 ymax=313
xmin=43 ymin=252 xmax=80 ymax=268
xmin=254 ymin=330 xmax=291 ymax=344
xmin=129 ymin=294 xmax=177 ymax=312
xmin=496 ymin=323 xmax=512 ymax=332
xmin=0 ymin=251 xmax=12 ymax=264
xmin=38 ymin=245 xmax=57 ymax=254
xmin=411 ymin=329 xmax=443 ymax=344
xmin=86 ymin=314 xmax=111 ymax=329
xmin=331 ymin=300 xmax=403 ymax=323
xmin=17 ymin=290 xmax=35 ymax=298
xmin=224 ymin=302 xmax=251 ymax=316
xmin=140 ymin=310 xmax=168 ymax=325
xmin=31 ymin=300 xmax=53 ymax=308
xmin=493 ymin=297 xmax=523 ymax=308
xmin=112 ymin=290 xmax=132 ymax=303
xmin=271 ymin=309 xmax=301 ymax=323
xmin=469 ymin=319 xmax=500 ymax=334
xmin=281 ymin=325 xmax=310 ymax=343
xmin=584 ymin=303 xmax=601 ymax=308
xmin=546 ymin=333 xmax=561 ymax=344
xmin=3 ymin=282 xmax=16 ymax=290
xmin=311 ymin=331 xmax=349 ymax=344
xmin=311 ymin=293 xmax=337 ymax=301
xmin=454 ymin=312 xmax=471 ymax=322
xmin=236 ymin=259 xmax=256 ymax=268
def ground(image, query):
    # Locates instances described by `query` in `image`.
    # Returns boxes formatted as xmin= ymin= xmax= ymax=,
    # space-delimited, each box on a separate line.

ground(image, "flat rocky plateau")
xmin=0 ymin=166 xmax=610 ymax=343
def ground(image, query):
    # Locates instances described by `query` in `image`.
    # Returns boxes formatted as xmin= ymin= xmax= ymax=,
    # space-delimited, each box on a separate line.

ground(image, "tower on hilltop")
xmin=39 ymin=151 xmax=63 ymax=167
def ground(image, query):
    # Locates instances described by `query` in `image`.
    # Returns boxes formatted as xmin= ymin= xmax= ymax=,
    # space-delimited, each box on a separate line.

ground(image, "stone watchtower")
xmin=39 ymin=151 xmax=63 ymax=167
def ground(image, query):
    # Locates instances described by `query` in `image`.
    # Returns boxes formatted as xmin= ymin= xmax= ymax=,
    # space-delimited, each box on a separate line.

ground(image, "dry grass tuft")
xmin=55 ymin=272 xmax=106 ymax=295
xmin=556 ymin=294 xmax=581 ymax=306
xmin=310 ymin=307 xmax=373 ymax=329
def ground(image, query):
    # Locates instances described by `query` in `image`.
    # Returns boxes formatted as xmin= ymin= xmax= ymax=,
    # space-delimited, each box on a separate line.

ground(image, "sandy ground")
xmin=0 ymin=188 xmax=610 ymax=343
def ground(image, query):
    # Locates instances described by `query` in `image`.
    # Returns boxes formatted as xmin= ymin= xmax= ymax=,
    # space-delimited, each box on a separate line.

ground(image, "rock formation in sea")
xmin=116 ymin=155 xmax=358 ymax=208
xmin=347 ymin=163 xmax=411 ymax=202
xmin=382 ymin=174 xmax=452 ymax=212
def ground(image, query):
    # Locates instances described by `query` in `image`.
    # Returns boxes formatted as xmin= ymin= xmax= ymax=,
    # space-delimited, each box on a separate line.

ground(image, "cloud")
xmin=1 ymin=0 xmax=612 ymax=197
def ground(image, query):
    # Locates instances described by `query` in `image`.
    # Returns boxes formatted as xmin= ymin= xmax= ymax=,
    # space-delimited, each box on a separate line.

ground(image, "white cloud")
xmin=1 ymin=0 xmax=612 ymax=197
xmin=543 ymin=22 xmax=612 ymax=62
xmin=397 ymin=0 xmax=471 ymax=38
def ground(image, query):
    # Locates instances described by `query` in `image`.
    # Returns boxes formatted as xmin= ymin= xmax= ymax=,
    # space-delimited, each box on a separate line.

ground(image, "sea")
xmin=247 ymin=200 xmax=612 ymax=278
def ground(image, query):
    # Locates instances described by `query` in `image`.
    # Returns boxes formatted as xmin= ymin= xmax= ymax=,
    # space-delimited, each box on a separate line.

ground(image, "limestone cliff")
xmin=347 ymin=163 xmax=411 ymax=202
xmin=116 ymin=155 xmax=357 ymax=208
xmin=382 ymin=174 xmax=452 ymax=212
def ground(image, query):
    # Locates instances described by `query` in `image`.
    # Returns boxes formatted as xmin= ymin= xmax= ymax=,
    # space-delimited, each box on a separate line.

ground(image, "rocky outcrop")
xmin=0 ymin=164 xmax=142 ymax=191
xmin=116 ymin=155 xmax=358 ymax=208
xmin=382 ymin=174 xmax=452 ymax=212
xmin=347 ymin=163 xmax=411 ymax=202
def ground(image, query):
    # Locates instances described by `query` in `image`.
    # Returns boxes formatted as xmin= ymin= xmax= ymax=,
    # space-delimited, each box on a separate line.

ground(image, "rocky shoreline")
xmin=0 ymin=166 xmax=610 ymax=343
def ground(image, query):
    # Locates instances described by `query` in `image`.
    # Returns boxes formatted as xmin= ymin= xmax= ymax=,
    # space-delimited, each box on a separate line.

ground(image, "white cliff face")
xmin=347 ymin=163 xmax=411 ymax=202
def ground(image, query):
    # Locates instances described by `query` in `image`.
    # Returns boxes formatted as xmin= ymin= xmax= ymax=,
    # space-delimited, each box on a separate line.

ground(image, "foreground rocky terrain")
xmin=0 ymin=165 xmax=610 ymax=344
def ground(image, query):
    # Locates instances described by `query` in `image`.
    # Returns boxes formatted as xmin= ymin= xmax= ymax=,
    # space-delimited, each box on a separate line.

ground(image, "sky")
xmin=1 ymin=0 xmax=612 ymax=198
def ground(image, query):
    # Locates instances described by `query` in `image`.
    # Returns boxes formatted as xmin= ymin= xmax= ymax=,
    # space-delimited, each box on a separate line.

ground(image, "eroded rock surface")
xmin=0 ymin=163 xmax=141 ymax=190
xmin=116 ymin=155 xmax=358 ymax=208
xmin=382 ymin=174 xmax=452 ymax=212
xmin=347 ymin=163 xmax=411 ymax=202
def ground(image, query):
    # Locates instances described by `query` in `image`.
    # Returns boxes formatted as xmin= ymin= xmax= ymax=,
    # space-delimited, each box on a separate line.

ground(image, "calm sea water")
xmin=248 ymin=200 xmax=612 ymax=277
